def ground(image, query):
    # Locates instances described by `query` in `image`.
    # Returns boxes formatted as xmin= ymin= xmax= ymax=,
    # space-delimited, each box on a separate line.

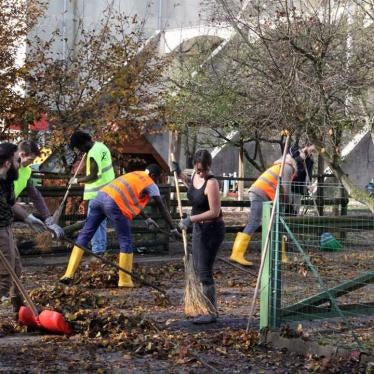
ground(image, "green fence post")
xmin=271 ymin=193 xmax=282 ymax=328
xmin=260 ymin=201 xmax=272 ymax=329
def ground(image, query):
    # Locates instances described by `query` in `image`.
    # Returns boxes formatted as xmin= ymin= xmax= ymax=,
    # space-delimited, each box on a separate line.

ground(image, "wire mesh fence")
xmin=260 ymin=182 xmax=374 ymax=352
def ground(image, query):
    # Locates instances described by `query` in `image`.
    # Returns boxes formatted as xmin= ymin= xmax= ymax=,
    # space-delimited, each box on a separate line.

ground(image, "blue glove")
xmin=170 ymin=228 xmax=182 ymax=240
xmin=178 ymin=216 xmax=192 ymax=231
xmin=45 ymin=217 xmax=65 ymax=239
xmin=25 ymin=214 xmax=48 ymax=233
xmin=145 ymin=217 xmax=160 ymax=231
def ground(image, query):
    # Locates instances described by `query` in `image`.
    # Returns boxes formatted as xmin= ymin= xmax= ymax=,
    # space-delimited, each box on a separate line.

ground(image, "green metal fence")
xmin=260 ymin=182 xmax=374 ymax=351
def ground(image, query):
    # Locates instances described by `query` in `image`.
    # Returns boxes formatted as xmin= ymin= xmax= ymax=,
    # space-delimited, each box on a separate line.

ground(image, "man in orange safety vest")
xmin=229 ymin=154 xmax=297 ymax=266
xmin=60 ymin=164 xmax=179 ymax=287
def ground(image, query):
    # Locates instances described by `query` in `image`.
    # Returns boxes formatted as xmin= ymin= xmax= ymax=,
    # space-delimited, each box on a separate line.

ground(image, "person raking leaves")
xmin=229 ymin=152 xmax=297 ymax=266
xmin=0 ymin=142 xmax=48 ymax=317
xmin=69 ymin=130 xmax=116 ymax=257
xmin=60 ymin=164 xmax=180 ymax=287
xmin=13 ymin=141 xmax=65 ymax=239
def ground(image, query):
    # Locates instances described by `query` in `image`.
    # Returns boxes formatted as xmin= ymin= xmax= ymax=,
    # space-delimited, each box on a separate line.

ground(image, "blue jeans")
xmin=88 ymin=199 xmax=107 ymax=254
xmin=78 ymin=192 xmax=133 ymax=254
xmin=244 ymin=192 xmax=268 ymax=235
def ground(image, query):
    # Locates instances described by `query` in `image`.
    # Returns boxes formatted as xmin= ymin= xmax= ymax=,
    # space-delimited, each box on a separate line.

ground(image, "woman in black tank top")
xmin=177 ymin=150 xmax=225 ymax=324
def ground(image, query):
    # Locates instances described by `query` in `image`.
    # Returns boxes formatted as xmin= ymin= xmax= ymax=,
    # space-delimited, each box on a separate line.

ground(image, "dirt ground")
xmin=0 ymin=244 xmax=371 ymax=373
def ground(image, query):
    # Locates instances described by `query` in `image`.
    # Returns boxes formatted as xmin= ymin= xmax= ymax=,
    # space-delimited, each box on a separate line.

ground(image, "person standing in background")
xmin=69 ymin=130 xmax=115 ymax=256
xmin=289 ymin=143 xmax=316 ymax=214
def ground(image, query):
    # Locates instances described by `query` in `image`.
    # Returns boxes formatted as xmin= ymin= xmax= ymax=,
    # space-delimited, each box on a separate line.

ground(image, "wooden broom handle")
xmin=246 ymin=133 xmax=291 ymax=330
xmin=171 ymin=153 xmax=188 ymax=256
xmin=0 ymin=250 xmax=39 ymax=316
xmin=61 ymin=154 xmax=86 ymax=207
xmin=52 ymin=154 xmax=86 ymax=223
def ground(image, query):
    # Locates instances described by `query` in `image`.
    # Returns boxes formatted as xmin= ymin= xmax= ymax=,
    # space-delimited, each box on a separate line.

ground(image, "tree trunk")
xmin=323 ymin=157 xmax=374 ymax=214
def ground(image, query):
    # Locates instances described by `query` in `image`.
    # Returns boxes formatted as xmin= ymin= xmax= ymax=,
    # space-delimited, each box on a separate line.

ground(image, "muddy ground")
xmin=0 ymin=240 xmax=372 ymax=373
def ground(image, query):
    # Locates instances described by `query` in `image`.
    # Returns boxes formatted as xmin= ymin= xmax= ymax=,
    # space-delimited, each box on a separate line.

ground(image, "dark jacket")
xmin=289 ymin=145 xmax=314 ymax=195
xmin=0 ymin=179 xmax=15 ymax=227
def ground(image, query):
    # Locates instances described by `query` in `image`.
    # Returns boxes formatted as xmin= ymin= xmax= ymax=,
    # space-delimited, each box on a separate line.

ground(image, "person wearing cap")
xmin=229 ymin=154 xmax=297 ymax=266
xmin=69 ymin=130 xmax=115 ymax=256
xmin=60 ymin=164 xmax=179 ymax=287
xmin=13 ymin=141 xmax=65 ymax=239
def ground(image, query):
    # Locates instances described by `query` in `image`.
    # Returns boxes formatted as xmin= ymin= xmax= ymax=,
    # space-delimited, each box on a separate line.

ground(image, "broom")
xmin=171 ymin=153 xmax=214 ymax=317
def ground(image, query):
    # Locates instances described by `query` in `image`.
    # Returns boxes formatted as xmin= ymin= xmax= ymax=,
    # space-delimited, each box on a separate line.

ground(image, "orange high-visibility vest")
xmin=251 ymin=163 xmax=294 ymax=200
xmin=101 ymin=171 xmax=154 ymax=220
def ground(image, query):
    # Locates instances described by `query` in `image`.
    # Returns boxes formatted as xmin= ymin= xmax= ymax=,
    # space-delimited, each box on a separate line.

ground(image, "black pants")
xmin=192 ymin=220 xmax=225 ymax=286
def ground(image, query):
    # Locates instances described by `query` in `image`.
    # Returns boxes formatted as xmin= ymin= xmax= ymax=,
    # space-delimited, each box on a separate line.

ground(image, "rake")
xmin=0 ymin=249 xmax=72 ymax=335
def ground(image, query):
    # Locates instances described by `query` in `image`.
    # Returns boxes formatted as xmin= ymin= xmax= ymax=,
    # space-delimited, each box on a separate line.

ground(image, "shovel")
xmin=0 ymin=249 xmax=72 ymax=335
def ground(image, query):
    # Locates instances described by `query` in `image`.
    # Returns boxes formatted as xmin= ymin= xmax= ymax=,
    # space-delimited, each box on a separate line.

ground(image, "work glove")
xmin=25 ymin=214 xmax=48 ymax=233
xmin=178 ymin=216 xmax=192 ymax=231
xmin=69 ymin=177 xmax=78 ymax=185
xmin=170 ymin=161 xmax=181 ymax=176
xmin=170 ymin=227 xmax=182 ymax=240
xmin=145 ymin=217 xmax=160 ymax=231
xmin=45 ymin=217 xmax=65 ymax=240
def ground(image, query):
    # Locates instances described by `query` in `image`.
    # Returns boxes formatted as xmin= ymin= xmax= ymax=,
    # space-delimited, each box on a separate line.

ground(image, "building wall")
xmin=341 ymin=133 xmax=374 ymax=188
xmin=29 ymin=0 xmax=207 ymax=166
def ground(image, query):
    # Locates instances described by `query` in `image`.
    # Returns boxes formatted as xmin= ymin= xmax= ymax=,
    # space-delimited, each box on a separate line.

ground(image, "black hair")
xmin=145 ymin=164 xmax=162 ymax=178
xmin=193 ymin=149 xmax=212 ymax=170
xmin=70 ymin=130 xmax=92 ymax=149
xmin=0 ymin=142 xmax=18 ymax=167
xmin=18 ymin=140 xmax=40 ymax=157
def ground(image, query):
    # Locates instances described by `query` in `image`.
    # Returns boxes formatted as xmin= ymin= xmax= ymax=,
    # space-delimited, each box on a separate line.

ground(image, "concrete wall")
xmin=210 ymin=140 xmax=281 ymax=181
xmin=29 ymin=1 xmax=208 ymax=166
xmin=341 ymin=133 xmax=374 ymax=188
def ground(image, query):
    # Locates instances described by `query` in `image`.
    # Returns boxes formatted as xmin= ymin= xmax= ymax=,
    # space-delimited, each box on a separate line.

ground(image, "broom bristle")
xmin=35 ymin=231 xmax=53 ymax=253
xmin=183 ymin=255 xmax=215 ymax=317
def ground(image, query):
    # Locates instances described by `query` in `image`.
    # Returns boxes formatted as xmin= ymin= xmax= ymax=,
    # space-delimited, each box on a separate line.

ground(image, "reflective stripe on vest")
xmin=83 ymin=142 xmax=115 ymax=200
xmin=252 ymin=164 xmax=281 ymax=200
xmin=14 ymin=166 xmax=32 ymax=198
xmin=101 ymin=171 xmax=154 ymax=220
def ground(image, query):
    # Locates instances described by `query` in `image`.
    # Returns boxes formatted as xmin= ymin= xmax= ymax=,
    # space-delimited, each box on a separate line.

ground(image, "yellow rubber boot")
xmin=281 ymin=235 xmax=290 ymax=264
xmin=60 ymin=245 xmax=84 ymax=284
xmin=118 ymin=253 xmax=134 ymax=288
xmin=229 ymin=232 xmax=253 ymax=266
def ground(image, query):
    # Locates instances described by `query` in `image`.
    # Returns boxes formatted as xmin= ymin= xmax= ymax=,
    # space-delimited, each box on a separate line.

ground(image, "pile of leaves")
xmin=134 ymin=262 xmax=185 ymax=286
xmin=0 ymin=319 xmax=25 ymax=336
xmin=75 ymin=260 xmax=185 ymax=290
xmin=65 ymin=307 xmax=260 ymax=360
xmin=29 ymin=285 xmax=108 ymax=314
xmin=66 ymin=309 xmax=176 ymax=358
xmin=77 ymin=261 xmax=118 ymax=289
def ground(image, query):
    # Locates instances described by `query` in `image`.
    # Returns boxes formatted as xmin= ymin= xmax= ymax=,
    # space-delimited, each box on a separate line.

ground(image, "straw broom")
xmin=171 ymin=154 xmax=214 ymax=317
